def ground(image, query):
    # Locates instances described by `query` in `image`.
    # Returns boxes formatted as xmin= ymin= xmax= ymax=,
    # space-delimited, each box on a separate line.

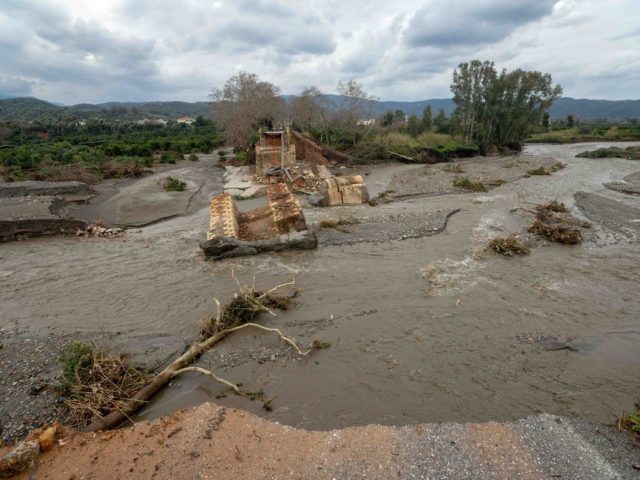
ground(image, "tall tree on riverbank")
xmin=336 ymin=80 xmax=377 ymax=146
xmin=210 ymin=72 xmax=283 ymax=149
xmin=451 ymin=60 xmax=562 ymax=147
xmin=421 ymin=106 xmax=432 ymax=131
xmin=290 ymin=86 xmax=328 ymax=132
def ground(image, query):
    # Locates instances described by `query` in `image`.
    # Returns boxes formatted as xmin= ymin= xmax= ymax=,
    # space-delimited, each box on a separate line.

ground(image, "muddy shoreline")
xmin=2 ymin=142 xmax=640 ymax=446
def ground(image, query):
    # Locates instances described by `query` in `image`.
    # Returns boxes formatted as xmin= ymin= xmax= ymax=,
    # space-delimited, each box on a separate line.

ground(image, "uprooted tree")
xmin=451 ymin=60 xmax=563 ymax=147
xmin=210 ymin=71 xmax=284 ymax=149
xmin=58 ymin=274 xmax=329 ymax=432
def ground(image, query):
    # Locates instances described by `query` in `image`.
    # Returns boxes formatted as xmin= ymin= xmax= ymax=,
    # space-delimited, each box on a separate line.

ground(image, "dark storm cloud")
xmin=405 ymin=0 xmax=558 ymax=47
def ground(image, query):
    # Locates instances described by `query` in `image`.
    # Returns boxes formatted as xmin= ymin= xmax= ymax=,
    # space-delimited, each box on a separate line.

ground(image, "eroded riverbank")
xmin=1 ymin=142 xmax=640 ymax=442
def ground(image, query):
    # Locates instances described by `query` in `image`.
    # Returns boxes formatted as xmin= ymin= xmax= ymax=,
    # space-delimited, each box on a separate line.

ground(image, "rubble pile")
xmin=76 ymin=224 xmax=124 ymax=238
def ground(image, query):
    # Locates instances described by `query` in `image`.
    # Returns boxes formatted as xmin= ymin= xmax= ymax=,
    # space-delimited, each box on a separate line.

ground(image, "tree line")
xmin=210 ymin=60 xmax=563 ymax=152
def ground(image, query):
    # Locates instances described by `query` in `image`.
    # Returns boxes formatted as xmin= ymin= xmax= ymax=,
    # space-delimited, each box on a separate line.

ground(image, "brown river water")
xmin=1 ymin=143 xmax=639 ymax=429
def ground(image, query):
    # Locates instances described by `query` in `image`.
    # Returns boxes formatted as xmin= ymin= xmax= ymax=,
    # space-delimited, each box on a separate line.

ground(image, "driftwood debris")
xmin=525 ymin=201 xmax=587 ymax=245
xmin=388 ymin=150 xmax=417 ymax=162
xmin=86 ymin=275 xmax=320 ymax=432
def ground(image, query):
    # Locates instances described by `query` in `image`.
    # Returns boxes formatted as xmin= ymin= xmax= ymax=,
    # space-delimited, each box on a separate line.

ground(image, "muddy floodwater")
xmin=1 ymin=143 xmax=640 ymax=430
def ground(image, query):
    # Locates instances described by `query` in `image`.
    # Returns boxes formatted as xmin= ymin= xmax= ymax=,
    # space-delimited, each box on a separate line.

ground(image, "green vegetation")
xmin=528 ymin=123 xmax=640 ymax=143
xmin=527 ymin=167 xmax=550 ymax=175
xmin=453 ymin=176 xmax=487 ymax=192
xmin=0 ymin=120 xmax=222 ymax=182
xmin=451 ymin=60 xmax=562 ymax=147
xmin=576 ymin=145 xmax=640 ymax=160
xmin=57 ymin=340 xmax=148 ymax=426
xmin=489 ymin=235 xmax=531 ymax=256
xmin=0 ymin=97 xmax=210 ymax=123
xmin=57 ymin=340 xmax=95 ymax=394
xmin=619 ymin=404 xmax=640 ymax=437
xmin=163 ymin=176 xmax=187 ymax=192
xmin=314 ymin=129 xmax=478 ymax=164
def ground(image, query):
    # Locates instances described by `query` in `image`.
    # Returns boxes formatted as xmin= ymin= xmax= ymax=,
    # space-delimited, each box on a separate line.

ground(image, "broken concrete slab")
xmin=223 ymin=166 xmax=256 ymax=191
xmin=201 ymin=183 xmax=317 ymax=259
xmin=225 ymin=188 xmax=244 ymax=197
xmin=238 ymin=186 xmax=266 ymax=199
xmin=0 ymin=181 xmax=95 ymax=199
xmin=318 ymin=175 xmax=370 ymax=206
xmin=0 ymin=196 xmax=87 ymax=241
xmin=200 ymin=230 xmax=318 ymax=260
xmin=0 ymin=218 xmax=87 ymax=241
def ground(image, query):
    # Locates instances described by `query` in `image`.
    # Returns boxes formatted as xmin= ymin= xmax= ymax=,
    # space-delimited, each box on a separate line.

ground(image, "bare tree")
xmin=336 ymin=80 xmax=377 ymax=146
xmin=289 ymin=86 xmax=328 ymax=132
xmin=210 ymin=71 xmax=284 ymax=149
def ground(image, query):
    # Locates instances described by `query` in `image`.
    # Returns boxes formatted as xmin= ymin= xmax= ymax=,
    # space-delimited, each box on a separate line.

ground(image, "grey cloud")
xmin=0 ymin=0 xmax=165 ymax=103
xmin=213 ymin=10 xmax=336 ymax=57
xmin=612 ymin=26 xmax=640 ymax=40
xmin=0 ymin=76 xmax=36 ymax=96
xmin=405 ymin=0 xmax=558 ymax=47
xmin=0 ymin=0 xmax=637 ymax=103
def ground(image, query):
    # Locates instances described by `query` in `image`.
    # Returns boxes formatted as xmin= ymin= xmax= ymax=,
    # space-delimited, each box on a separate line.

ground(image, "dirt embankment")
xmin=3 ymin=403 xmax=639 ymax=479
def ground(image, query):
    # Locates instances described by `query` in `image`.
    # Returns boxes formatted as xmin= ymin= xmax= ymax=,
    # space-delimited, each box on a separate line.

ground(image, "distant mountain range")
xmin=1 ymin=95 xmax=639 ymax=123
xmin=0 ymin=97 xmax=210 ymax=123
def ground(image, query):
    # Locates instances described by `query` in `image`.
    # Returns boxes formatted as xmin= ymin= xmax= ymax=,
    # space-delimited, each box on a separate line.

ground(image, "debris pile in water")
xmin=488 ymin=234 xmax=531 ymax=256
xmin=528 ymin=201 xmax=588 ymax=245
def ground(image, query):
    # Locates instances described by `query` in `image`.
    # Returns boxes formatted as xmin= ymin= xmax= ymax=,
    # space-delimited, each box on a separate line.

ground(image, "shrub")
xmin=453 ymin=176 xmax=487 ymax=192
xmin=163 ymin=176 xmax=187 ymax=191
xmin=188 ymin=153 xmax=199 ymax=161
xmin=58 ymin=341 xmax=94 ymax=393
xmin=160 ymin=151 xmax=181 ymax=164
xmin=235 ymin=150 xmax=248 ymax=164
xmin=527 ymin=167 xmax=549 ymax=175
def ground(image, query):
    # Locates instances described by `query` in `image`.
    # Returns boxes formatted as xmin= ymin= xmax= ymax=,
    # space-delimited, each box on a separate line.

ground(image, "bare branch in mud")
xmin=172 ymin=367 xmax=242 ymax=394
xmin=220 ymin=323 xmax=313 ymax=356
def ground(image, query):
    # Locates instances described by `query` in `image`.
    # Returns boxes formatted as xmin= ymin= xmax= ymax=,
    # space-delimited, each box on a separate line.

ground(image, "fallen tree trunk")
xmin=87 ymin=277 xmax=298 ymax=432
xmin=388 ymin=150 xmax=417 ymax=162
xmin=85 ymin=321 xmax=231 ymax=432
xmin=321 ymin=145 xmax=352 ymax=163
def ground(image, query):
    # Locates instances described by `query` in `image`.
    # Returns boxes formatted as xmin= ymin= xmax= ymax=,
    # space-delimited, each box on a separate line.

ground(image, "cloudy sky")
xmin=0 ymin=0 xmax=638 ymax=104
